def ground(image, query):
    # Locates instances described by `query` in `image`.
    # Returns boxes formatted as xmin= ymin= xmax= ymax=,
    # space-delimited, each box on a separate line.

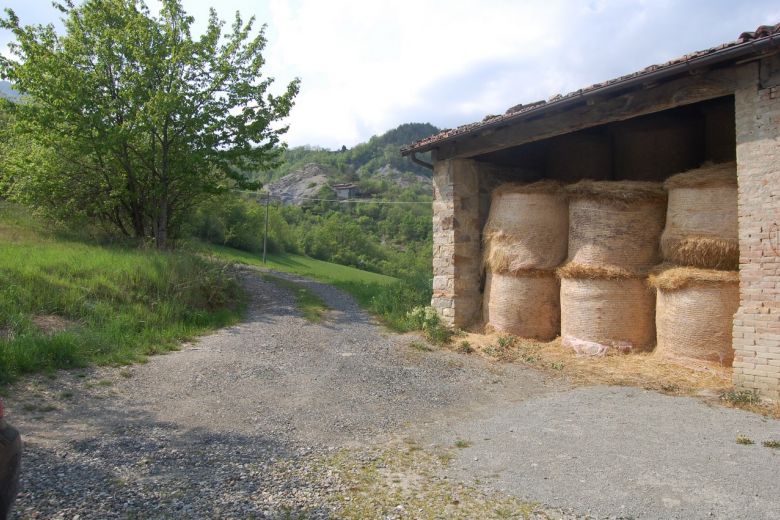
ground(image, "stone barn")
xmin=402 ymin=25 xmax=780 ymax=399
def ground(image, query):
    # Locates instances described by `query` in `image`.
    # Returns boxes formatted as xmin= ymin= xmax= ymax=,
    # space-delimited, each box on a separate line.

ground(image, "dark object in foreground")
xmin=0 ymin=399 xmax=21 ymax=520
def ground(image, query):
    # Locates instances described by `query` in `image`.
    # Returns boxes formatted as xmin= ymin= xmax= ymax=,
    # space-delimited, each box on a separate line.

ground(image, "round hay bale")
xmin=649 ymin=266 xmax=739 ymax=367
xmin=661 ymin=162 xmax=738 ymax=269
xmin=560 ymin=271 xmax=656 ymax=353
xmin=483 ymin=270 xmax=560 ymax=340
xmin=483 ymin=181 xmax=568 ymax=272
xmin=565 ymin=180 xmax=667 ymax=273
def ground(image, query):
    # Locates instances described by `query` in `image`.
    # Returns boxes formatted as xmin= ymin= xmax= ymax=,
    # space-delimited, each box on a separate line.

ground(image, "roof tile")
xmin=402 ymin=23 xmax=780 ymax=155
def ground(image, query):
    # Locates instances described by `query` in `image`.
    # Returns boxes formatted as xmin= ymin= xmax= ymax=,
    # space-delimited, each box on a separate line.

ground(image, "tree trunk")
xmin=155 ymin=201 xmax=168 ymax=249
xmin=157 ymin=135 xmax=170 ymax=249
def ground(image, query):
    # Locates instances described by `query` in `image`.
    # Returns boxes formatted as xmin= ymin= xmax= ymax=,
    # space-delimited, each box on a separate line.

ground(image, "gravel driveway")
xmin=6 ymin=267 xmax=780 ymax=519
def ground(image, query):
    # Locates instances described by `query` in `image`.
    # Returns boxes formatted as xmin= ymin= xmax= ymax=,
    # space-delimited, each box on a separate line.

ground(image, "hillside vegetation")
xmin=0 ymin=204 xmax=244 ymax=384
xmin=255 ymin=122 xmax=438 ymax=184
xmin=189 ymin=122 xmax=439 ymax=280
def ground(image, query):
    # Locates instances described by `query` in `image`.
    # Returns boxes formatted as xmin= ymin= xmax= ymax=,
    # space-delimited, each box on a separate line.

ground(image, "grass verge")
xmin=199 ymin=242 xmax=432 ymax=332
xmin=198 ymin=243 xmax=395 ymax=285
xmin=260 ymin=274 xmax=329 ymax=323
xmin=0 ymin=204 xmax=245 ymax=385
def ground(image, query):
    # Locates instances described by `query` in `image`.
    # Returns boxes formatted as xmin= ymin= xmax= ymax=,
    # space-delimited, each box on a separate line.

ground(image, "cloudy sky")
xmin=2 ymin=1 xmax=779 ymax=148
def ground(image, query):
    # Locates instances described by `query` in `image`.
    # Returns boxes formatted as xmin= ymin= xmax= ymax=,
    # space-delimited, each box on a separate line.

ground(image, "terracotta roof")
xmin=402 ymin=23 xmax=780 ymax=156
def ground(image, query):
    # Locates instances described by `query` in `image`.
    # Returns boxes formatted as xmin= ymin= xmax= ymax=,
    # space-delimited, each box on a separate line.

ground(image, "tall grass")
xmin=0 ymin=205 xmax=245 ymax=384
xmin=333 ymin=276 xmax=432 ymax=332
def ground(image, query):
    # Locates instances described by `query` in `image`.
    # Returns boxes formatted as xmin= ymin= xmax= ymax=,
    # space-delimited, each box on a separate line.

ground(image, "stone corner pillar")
xmin=431 ymin=158 xmax=482 ymax=328
xmin=733 ymin=57 xmax=780 ymax=401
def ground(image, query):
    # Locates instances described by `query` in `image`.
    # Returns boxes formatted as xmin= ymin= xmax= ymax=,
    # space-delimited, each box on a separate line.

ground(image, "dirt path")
xmin=6 ymin=268 xmax=780 ymax=519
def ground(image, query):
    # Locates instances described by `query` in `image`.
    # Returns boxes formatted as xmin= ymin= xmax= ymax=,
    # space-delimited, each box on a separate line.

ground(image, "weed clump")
xmin=406 ymin=306 xmax=454 ymax=346
xmin=408 ymin=341 xmax=433 ymax=353
xmin=457 ymin=341 xmax=474 ymax=354
xmin=721 ymin=389 xmax=761 ymax=405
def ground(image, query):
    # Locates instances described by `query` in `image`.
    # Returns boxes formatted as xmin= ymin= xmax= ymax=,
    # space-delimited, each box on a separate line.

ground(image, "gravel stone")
xmin=5 ymin=267 xmax=779 ymax=519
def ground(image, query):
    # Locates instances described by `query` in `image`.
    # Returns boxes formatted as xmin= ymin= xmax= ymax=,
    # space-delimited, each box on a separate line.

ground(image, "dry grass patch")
xmin=30 ymin=315 xmax=76 ymax=335
xmin=454 ymin=331 xmax=780 ymax=419
xmin=328 ymin=442 xmax=540 ymax=519
xmin=719 ymin=389 xmax=780 ymax=419
xmin=455 ymin=332 xmax=732 ymax=395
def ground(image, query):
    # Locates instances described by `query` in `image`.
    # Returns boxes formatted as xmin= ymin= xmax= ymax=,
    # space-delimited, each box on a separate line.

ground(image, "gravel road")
xmin=5 ymin=267 xmax=780 ymax=519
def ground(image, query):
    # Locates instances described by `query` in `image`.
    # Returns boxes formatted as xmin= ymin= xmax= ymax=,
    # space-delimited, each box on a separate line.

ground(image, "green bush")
xmin=406 ymin=305 xmax=454 ymax=345
xmin=187 ymin=193 xmax=295 ymax=254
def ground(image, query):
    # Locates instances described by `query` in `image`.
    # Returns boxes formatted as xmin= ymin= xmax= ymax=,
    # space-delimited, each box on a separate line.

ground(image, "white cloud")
xmin=263 ymin=0 xmax=568 ymax=146
xmin=3 ymin=0 xmax=780 ymax=147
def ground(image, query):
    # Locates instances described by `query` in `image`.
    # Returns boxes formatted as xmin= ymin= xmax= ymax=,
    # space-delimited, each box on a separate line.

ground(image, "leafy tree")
xmin=0 ymin=0 xmax=299 ymax=248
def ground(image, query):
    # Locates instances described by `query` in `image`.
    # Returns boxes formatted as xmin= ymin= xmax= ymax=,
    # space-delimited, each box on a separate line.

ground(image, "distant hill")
xmin=256 ymin=122 xmax=439 ymax=204
xmin=0 ymin=81 xmax=19 ymax=102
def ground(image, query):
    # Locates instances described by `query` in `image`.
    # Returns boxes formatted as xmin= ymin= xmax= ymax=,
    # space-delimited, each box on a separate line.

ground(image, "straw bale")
xmin=556 ymin=262 xmax=640 ymax=280
xmin=659 ymin=236 xmax=739 ymax=270
xmin=560 ymin=277 xmax=656 ymax=353
xmin=648 ymin=265 xmax=739 ymax=291
xmin=661 ymin=162 xmax=738 ymax=269
xmin=482 ymin=181 xmax=568 ymax=271
xmin=491 ymin=179 xmax=563 ymax=196
xmin=662 ymin=162 xmax=737 ymax=189
xmin=654 ymin=269 xmax=739 ymax=367
xmin=567 ymin=195 xmax=666 ymax=273
xmin=565 ymin=180 xmax=666 ymax=205
xmin=483 ymin=271 xmax=560 ymax=340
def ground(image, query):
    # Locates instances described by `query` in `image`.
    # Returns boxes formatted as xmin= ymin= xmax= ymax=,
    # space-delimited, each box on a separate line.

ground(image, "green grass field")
xmin=0 ymin=204 xmax=244 ymax=385
xmin=199 ymin=243 xmax=396 ymax=286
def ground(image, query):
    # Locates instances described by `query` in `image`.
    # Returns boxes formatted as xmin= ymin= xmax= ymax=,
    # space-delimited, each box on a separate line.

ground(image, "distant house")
xmin=331 ymin=183 xmax=358 ymax=200
xmin=402 ymin=24 xmax=780 ymax=400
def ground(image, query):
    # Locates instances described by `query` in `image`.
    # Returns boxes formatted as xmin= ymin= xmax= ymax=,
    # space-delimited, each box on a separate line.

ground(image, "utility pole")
xmin=262 ymin=190 xmax=270 ymax=264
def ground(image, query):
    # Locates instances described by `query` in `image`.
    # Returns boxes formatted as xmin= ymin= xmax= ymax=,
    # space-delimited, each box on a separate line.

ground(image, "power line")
xmin=239 ymin=188 xmax=432 ymax=205
xmin=286 ymin=196 xmax=431 ymax=205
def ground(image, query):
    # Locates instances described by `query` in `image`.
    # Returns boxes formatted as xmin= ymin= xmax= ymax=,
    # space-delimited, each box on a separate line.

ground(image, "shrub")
xmin=721 ymin=389 xmax=761 ymax=405
xmin=406 ymin=306 xmax=454 ymax=345
xmin=457 ymin=341 xmax=474 ymax=354
xmin=187 ymin=193 xmax=295 ymax=254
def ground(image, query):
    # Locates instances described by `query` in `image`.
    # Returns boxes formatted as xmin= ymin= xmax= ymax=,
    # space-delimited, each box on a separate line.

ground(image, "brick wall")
xmin=733 ymin=57 xmax=780 ymax=400
xmin=431 ymin=159 xmax=482 ymax=327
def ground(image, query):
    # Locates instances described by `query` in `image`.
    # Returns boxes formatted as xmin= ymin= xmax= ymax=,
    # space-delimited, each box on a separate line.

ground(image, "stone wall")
xmin=431 ymin=159 xmax=482 ymax=327
xmin=733 ymin=57 xmax=780 ymax=400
